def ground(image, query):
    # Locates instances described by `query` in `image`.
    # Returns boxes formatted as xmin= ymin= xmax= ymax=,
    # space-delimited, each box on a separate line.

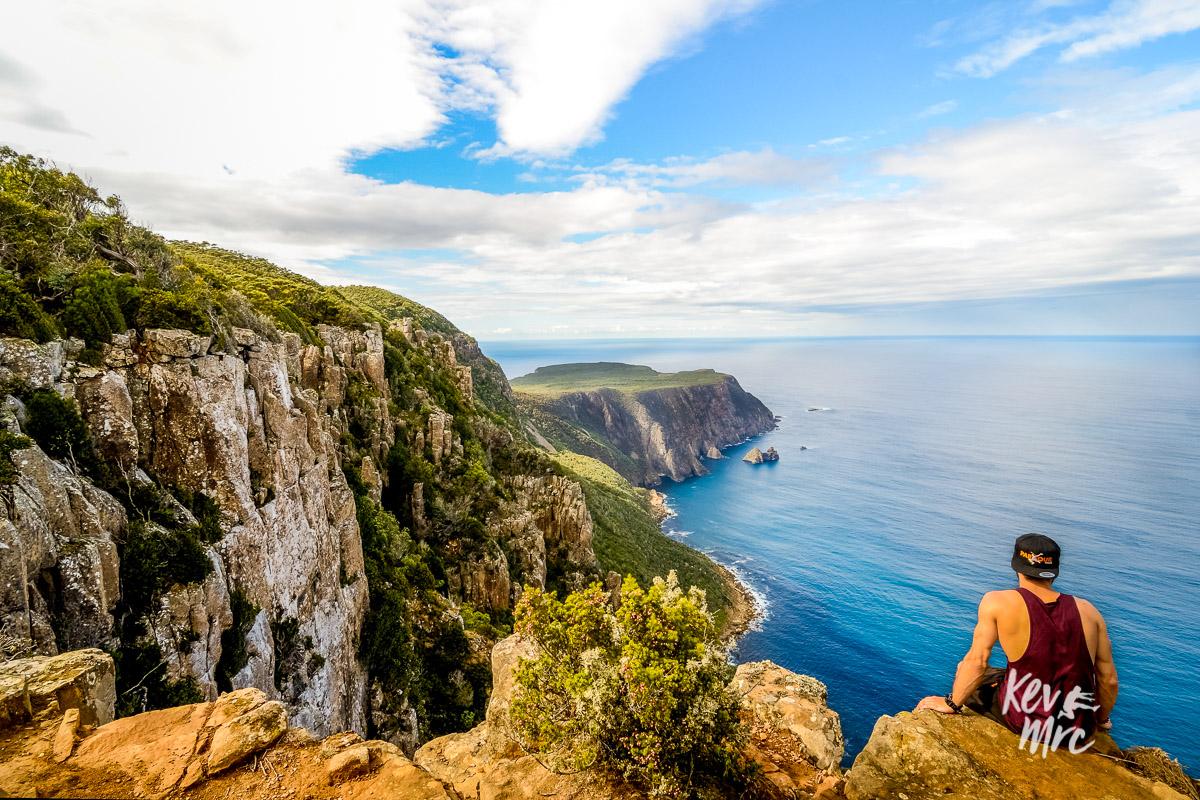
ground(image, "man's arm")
xmin=916 ymin=593 xmax=1000 ymax=713
xmin=1085 ymin=600 xmax=1119 ymax=727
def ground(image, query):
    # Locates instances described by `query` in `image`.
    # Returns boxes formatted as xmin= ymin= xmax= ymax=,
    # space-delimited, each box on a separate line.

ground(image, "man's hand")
xmin=915 ymin=695 xmax=956 ymax=714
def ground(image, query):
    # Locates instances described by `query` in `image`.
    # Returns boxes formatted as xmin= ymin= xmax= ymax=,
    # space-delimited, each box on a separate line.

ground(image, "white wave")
xmin=668 ymin=529 xmax=693 ymax=538
xmin=720 ymin=560 xmax=770 ymax=632
xmin=660 ymin=496 xmax=679 ymax=520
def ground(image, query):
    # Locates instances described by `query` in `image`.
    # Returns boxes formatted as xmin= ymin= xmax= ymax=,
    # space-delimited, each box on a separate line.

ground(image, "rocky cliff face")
xmin=526 ymin=375 xmax=777 ymax=486
xmin=0 ymin=326 xmax=377 ymax=734
xmin=0 ymin=316 xmax=603 ymax=743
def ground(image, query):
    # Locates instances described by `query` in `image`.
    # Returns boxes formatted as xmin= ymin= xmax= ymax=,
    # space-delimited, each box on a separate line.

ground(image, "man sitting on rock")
xmin=915 ymin=533 xmax=1119 ymax=751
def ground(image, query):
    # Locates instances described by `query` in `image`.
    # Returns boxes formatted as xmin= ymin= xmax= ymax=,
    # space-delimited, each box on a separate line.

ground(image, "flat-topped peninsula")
xmin=515 ymin=362 xmax=777 ymax=486
xmin=512 ymin=362 xmax=727 ymax=396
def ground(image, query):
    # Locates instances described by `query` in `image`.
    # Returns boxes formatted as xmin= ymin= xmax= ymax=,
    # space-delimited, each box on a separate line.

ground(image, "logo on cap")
xmin=1020 ymin=550 xmax=1054 ymax=566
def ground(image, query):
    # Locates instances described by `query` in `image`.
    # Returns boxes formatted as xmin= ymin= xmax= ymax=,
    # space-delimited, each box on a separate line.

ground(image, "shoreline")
xmin=648 ymin=488 xmax=762 ymax=643
xmin=713 ymin=559 xmax=760 ymax=644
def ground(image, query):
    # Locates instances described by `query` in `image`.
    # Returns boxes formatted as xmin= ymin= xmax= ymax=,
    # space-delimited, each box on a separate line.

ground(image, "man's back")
xmin=988 ymin=584 xmax=1112 ymax=741
xmin=986 ymin=586 xmax=1106 ymax=665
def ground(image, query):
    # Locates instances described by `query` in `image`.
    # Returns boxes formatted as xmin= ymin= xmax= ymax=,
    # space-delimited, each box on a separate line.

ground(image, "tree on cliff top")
xmin=509 ymin=574 xmax=754 ymax=800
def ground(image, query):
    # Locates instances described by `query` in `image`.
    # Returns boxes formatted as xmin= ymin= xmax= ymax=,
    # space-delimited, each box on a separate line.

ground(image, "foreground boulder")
xmin=4 ymin=646 xmax=1194 ymax=799
xmin=734 ymin=661 xmax=845 ymax=795
xmin=0 ymin=652 xmax=452 ymax=799
xmin=0 ymin=648 xmax=115 ymax=729
xmin=844 ymin=710 xmax=1196 ymax=800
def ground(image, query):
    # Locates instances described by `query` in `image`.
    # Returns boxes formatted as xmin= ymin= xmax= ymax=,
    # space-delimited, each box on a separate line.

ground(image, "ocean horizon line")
xmin=482 ymin=333 xmax=1200 ymax=347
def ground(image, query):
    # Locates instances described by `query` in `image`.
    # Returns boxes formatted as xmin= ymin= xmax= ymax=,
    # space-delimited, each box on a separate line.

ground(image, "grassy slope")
xmin=551 ymin=451 xmax=736 ymax=630
xmin=512 ymin=362 xmax=726 ymax=397
xmin=337 ymin=284 xmax=459 ymax=337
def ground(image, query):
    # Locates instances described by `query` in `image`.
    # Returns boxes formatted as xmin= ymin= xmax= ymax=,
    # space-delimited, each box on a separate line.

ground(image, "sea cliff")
xmin=514 ymin=362 xmax=777 ymax=486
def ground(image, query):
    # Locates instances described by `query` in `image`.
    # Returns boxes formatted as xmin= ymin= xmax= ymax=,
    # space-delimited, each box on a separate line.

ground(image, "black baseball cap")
xmin=1011 ymin=533 xmax=1060 ymax=579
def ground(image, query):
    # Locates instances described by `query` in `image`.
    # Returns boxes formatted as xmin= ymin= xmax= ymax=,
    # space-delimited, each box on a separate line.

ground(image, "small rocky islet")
xmin=743 ymin=446 xmax=781 ymax=464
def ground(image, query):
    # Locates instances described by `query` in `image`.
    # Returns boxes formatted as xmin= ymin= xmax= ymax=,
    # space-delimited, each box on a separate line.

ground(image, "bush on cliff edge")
xmin=509 ymin=574 xmax=751 ymax=800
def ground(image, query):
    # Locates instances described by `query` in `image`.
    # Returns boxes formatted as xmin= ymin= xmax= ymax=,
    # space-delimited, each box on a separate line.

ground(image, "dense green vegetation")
xmin=0 ymin=429 xmax=31 ymax=486
xmin=510 ymin=576 xmax=752 ymax=799
xmin=21 ymin=389 xmax=94 ymax=468
xmin=551 ymin=452 xmax=735 ymax=630
xmin=511 ymin=362 xmax=726 ymax=396
xmin=338 ymin=284 xmax=459 ymax=337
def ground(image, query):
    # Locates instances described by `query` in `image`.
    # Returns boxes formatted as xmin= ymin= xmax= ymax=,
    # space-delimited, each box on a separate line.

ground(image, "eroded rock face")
xmin=147 ymin=549 xmax=234 ymax=701
xmin=0 ymin=324 xmax=388 ymax=737
xmin=0 ymin=436 xmax=125 ymax=655
xmin=536 ymin=377 xmax=777 ymax=486
xmin=843 ymin=710 xmax=1191 ymax=800
xmin=504 ymin=475 xmax=596 ymax=570
xmin=85 ymin=327 xmax=375 ymax=736
xmin=468 ymin=475 xmax=597 ymax=611
xmin=734 ymin=661 xmax=845 ymax=774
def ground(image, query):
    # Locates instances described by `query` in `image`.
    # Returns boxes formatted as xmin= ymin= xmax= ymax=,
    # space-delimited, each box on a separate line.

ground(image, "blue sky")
xmin=5 ymin=0 xmax=1200 ymax=337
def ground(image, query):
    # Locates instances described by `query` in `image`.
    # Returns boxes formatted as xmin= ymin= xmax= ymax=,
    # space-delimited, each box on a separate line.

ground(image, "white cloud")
xmin=385 ymin=98 xmax=1200 ymax=335
xmin=1 ymin=0 xmax=761 ymax=175
xmin=430 ymin=0 xmax=762 ymax=156
xmin=1 ymin=1 xmax=445 ymax=179
xmin=956 ymin=0 xmax=1200 ymax=78
xmin=2 ymin=5 xmax=1198 ymax=338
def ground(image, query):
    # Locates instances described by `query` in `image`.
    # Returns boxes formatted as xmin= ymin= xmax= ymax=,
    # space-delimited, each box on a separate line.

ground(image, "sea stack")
xmin=743 ymin=446 xmax=780 ymax=464
xmin=706 ymin=445 xmax=724 ymax=459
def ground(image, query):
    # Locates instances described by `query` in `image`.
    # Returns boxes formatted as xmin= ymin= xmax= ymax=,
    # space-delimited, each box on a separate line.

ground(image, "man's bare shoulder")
xmin=979 ymin=589 xmax=1022 ymax=612
xmin=1074 ymin=596 xmax=1106 ymax=624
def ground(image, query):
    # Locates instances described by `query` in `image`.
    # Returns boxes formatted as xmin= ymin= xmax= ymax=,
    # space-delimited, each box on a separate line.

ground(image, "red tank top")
xmin=998 ymin=588 xmax=1097 ymax=742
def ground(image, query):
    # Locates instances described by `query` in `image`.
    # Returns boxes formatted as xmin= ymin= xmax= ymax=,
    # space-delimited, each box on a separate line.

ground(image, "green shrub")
xmin=0 ymin=273 xmax=58 ymax=342
xmin=22 ymin=388 xmax=92 ymax=468
xmin=120 ymin=520 xmax=213 ymax=616
xmin=60 ymin=267 xmax=132 ymax=354
xmin=172 ymin=487 xmax=224 ymax=543
xmin=271 ymin=615 xmax=304 ymax=694
xmin=113 ymin=640 xmax=205 ymax=717
xmin=510 ymin=574 xmax=751 ymax=800
xmin=460 ymin=603 xmax=511 ymax=640
xmin=0 ymin=429 xmax=31 ymax=485
xmin=134 ymin=286 xmax=212 ymax=334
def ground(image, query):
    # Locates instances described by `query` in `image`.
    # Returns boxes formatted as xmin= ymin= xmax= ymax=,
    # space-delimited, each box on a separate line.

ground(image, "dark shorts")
xmin=965 ymin=667 xmax=1009 ymax=726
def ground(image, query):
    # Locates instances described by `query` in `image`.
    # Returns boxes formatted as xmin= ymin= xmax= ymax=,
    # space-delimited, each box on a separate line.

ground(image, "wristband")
xmin=944 ymin=693 xmax=963 ymax=714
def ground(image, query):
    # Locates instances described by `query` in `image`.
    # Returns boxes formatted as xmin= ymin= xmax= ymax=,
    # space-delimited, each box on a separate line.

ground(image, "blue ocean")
xmin=486 ymin=337 xmax=1200 ymax=770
